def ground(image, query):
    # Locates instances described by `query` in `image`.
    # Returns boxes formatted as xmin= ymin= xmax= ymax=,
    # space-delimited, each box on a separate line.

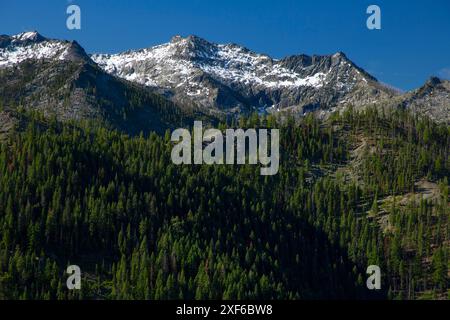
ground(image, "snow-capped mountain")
xmin=91 ymin=35 xmax=396 ymax=115
xmin=0 ymin=31 xmax=448 ymax=126
xmin=0 ymin=31 xmax=89 ymax=68
xmin=0 ymin=32 xmax=196 ymax=135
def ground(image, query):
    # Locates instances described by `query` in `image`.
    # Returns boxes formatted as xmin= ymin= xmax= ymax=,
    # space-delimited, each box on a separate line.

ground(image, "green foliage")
xmin=0 ymin=107 xmax=448 ymax=300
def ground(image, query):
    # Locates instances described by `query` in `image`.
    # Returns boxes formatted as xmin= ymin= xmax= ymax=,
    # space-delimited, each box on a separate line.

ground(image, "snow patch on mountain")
xmin=0 ymin=32 xmax=84 ymax=68
xmin=1 ymin=32 xmax=396 ymax=115
xmin=11 ymin=31 xmax=40 ymax=41
xmin=91 ymin=36 xmax=329 ymax=91
xmin=0 ymin=42 xmax=70 ymax=67
xmin=0 ymin=31 xmax=89 ymax=68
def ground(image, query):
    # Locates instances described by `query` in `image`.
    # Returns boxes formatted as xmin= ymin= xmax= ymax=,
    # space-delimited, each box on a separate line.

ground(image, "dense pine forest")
xmin=0 ymin=106 xmax=448 ymax=300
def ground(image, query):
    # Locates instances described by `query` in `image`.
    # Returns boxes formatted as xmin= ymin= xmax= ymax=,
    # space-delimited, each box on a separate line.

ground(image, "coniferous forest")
xmin=0 ymin=106 xmax=448 ymax=300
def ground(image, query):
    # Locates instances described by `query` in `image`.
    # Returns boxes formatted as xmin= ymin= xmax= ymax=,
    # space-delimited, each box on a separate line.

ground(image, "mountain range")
xmin=0 ymin=31 xmax=448 ymax=301
xmin=0 ymin=31 xmax=449 ymax=135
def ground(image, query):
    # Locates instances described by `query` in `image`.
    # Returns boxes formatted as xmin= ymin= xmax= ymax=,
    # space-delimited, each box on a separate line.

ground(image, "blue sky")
xmin=1 ymin=0 xmax=449 ymax=91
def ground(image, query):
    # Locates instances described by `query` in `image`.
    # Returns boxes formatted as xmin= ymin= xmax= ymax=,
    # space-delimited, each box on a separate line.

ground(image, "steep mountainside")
xmin=0 ymin=32 xmax=202 ymax=135
xmin=0 ymin=31 xmax=448 ymax=302
xmin=92 ymin=35 xmax=398 ymax=115
xmin=399 ymin=77 xmax=450 ymax=124
xmin=0 ymin=107 xmax=447 ymax=300
xmin=0 ymin=31 xmax=89 ymax=66
xmin=0 ymin=31 xmax=449 ymax=129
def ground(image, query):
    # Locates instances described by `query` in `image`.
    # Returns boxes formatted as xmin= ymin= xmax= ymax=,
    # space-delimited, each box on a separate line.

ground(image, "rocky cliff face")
xmin=0 ymin=32 xmax=199 ymax=135
xmin=399 ymin=77 xmax=450 ymax=124
xmin=0 ymin=31 xmax=448 ymax=130
xmin=0 ymin=31 xmax=90 ymax=67
xmin=92 ymin=35 xmax=398 ymax=116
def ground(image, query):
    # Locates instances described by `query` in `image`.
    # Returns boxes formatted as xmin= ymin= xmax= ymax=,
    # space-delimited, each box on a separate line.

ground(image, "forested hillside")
xmin=0 ymin=107 xmax=448 ymax=300
xmin=0 ymin=58 xmax=210 ymax=136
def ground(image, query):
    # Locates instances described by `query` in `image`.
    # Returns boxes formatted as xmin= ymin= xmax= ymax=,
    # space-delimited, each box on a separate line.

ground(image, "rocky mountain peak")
xmin=416 ymin=77 xmax=448 ymax=97
xmin=0 ymin=31 xmax=45 ymax=49
xmin=91 ymin=34 xmax=396 ymax=114
xmin=2 ymin=31 xmax=445 ymax=124
xmin=399 ymin=77 xmax=450 ymax=123
xmin=11 ymin=31 xmax=44 ymax=42
xmin=0 ymin=31 xmax=90 ymax=69
xmin=167 ymin=35 xmax=217 ymax=61
xmin=425 ymin=76 xmax=442 ymax=87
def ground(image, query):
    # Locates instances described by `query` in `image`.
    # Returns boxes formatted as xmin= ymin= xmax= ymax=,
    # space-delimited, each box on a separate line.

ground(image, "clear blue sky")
xmin=1 ymin=0 xmax=449 ymax=91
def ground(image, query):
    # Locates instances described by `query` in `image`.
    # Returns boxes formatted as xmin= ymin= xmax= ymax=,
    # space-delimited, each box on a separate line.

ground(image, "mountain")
xmin=92 ymin=35 xmax=398 ymax=116
xmin=399 ymin=77 xmax=450 ymax=123
xmin=0 ymin=100 xmax=448 ymax=300
xmin=0 ymin=31 xmax=449 ymax=130
xmin=0 ymin=32 xmax=448 ymax=302
xmin=0 ymin=31 xmax=89 ymax=66
xmin=0 ymin=32 xmax=202 ymax=135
